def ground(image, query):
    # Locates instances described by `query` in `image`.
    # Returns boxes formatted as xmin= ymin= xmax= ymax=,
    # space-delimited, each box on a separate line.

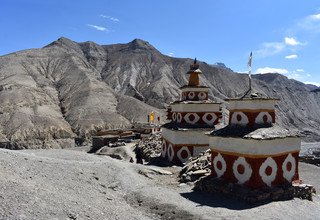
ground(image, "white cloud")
xmin=310 ymin=13 xmax=320 ymax=20
xmin=298 ymin=13 xmax=320 ymax=32
xmin=254 ymin=36 xmax=305 ymax=58
xmin=168 ymin=52 xmax=174 ymax=57
xmin=255 ymin=42 xmax=285 ymax=57
xmin=304 ymin=81 xmax=320 ymax=87
xmin=100 ymin=14 xmax=120 ymax=22
xmin=255 ymin=67 xmax=289 ymax=74
xmin=236 ymin=70 xmax=248 ymax=74
xmin=284 ymin=37 xmax=301 ymax=46
xmin=110 ymin=17 xmax=120 ymax=22
xmin=287 ymin=73 xmax=303 ymax=80
xmin=255 ymin=67 xmax=313 ymax=84
xmin=87 ymin=24 xmax=108 ymax=31
xmin=285 ymin=54 xmax=298 ymax=59
xmin=286 ymin=69 xmax=311 ymax=80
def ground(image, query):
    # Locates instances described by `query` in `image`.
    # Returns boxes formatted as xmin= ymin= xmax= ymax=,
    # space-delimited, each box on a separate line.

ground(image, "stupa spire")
xmin=187 ymin=58 xmax=202 ymax=86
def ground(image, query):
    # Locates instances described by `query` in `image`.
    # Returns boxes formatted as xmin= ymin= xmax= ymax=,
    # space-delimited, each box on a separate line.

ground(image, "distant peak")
xmin=131 ymin=38 xmax=149 ymax=44
xmin=83 ymin=40 xmax=97 ymax=45
xmin=44 ymin=36 xmax=77 ymax=48
xmin=56 ymin=37 xmax=75 ymax=44
xmin=128 ymin=38 xmax=155 ymax=50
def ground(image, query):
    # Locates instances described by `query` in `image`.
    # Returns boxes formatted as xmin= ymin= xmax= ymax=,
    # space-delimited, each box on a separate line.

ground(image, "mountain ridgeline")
xmin=0 ymin=37 xmax=319 ymax=149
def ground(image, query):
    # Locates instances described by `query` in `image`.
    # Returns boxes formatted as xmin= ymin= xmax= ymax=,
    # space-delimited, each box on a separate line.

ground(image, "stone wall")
xmin=194 ymin=176 xmax=316 ymax=204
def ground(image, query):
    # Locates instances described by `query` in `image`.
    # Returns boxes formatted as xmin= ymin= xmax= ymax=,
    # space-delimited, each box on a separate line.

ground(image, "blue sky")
xmin=1 ymin=0 xmax=320 ymax=86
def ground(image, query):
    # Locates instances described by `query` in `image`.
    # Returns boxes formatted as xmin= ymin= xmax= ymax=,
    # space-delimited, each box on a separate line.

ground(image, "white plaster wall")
xmin=209 ymin=137 xmax=301 ymax=155
xmin=227 ymin=99 xmax=276 ymax=110
xmin=162 ymin=128 xmax=210 ymax=145
xmin=181 ymin=87 xmax=209 ymax=92
xmin=172 ymin=103 xmax=220 ymax=112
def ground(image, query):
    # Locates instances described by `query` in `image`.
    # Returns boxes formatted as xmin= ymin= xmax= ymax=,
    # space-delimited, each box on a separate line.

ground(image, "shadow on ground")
xmin=145 ymin=156 xmax=175 ymax=167
xmin=180 ymin=190 xmax=270 ymax=210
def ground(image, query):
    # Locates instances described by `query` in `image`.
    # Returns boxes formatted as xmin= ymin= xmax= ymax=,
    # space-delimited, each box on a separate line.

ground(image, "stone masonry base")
xmin=194 ymin=176 xmax=316 ymax=204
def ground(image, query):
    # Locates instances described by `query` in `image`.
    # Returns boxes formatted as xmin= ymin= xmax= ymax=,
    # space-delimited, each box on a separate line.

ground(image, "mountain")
xmin=0 ymin=38 xmax=163 ymax=149
xmin=0 ymin=37 xmax=319 ymax=149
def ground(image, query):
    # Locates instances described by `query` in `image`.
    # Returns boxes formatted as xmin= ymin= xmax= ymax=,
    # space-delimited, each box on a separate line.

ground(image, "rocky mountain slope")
xmin=79 ymin=38 xmax=320 ymax=140
xmin=0 ymin=37 xmax=319 ymax=148
xmin=0 ymin=38 xmax=163 ymax=149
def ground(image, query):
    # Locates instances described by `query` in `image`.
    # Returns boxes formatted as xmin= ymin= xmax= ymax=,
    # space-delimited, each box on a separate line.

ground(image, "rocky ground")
xmin=0 ymin=142 xmax=320 ymax=219
xmin=300 ymin=142 xmax=320 ymax=166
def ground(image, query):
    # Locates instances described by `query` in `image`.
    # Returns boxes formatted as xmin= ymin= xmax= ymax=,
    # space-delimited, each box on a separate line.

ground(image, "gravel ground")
xmin=0 ymin=147 xmax=320 ymax=220
xmin=300 ymin=142 xmax=320 ymax=156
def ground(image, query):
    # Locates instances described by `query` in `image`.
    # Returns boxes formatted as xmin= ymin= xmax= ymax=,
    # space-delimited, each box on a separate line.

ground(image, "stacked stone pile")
xmin=137 ymin=133 xmax=162 ymax=161
xmin=293 ymin=183 xmax=316 ymax=201
xmin=179 ymin=150 xmax=211 ymax=183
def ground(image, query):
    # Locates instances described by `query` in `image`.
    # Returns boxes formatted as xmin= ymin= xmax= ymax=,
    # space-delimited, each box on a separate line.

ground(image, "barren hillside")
xmin=0 ymin=37 xmax=319 ymax=148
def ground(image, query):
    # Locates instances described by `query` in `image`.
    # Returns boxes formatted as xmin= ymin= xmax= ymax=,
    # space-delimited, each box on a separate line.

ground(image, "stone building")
xmin=161 ymin=59 xmax=222 ymax=164
xmin=209 ymin=89 xmax=301 ymax=188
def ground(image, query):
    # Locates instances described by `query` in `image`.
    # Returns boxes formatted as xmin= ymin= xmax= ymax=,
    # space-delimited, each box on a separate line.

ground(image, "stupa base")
xmin=194 ymin=176 xmax=316 ymax=204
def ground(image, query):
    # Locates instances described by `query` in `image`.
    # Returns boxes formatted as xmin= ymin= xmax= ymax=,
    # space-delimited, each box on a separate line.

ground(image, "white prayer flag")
xmin=248 ymin=52 xmax=252 ymax=68
xmin=248 ymin=52 xmax=252 ymax=79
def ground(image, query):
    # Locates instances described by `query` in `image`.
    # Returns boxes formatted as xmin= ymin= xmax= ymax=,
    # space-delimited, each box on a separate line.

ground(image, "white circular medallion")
xmin=167 ymin=144 xmax=174 ymax=162
xmin=282 ymin=153 xmax=296 ymax=182
xmin=213 ymin=153 xmax=227 ymax=178
xmin=231 ymin=112 xmax=249 ymax=126
xmin=259 ymin=157 xmax=277 ymax=187
xmin=172 ymin=112 xmax=177 ymax=122
xmin=177 ymin=146 xmax=191 ymax=164
xmin=255 ymin=112 xmax=272 ymax=124
xmin=177 ymin=113 xmax=182 ymax=123
xmin=198 ymin=92 xmax=207 ymax=100
xmin=202 ymin=113 xmax=218 ymax=126
xmin=161 ymin=140 xmax=167 ymax=158
xmin=184 ymin=113 xmax=200 ymax=124
xmin=188 ymin=92 xmax=195 ymax=100
xmin=233 ymin=157 xmax=252 ymax=184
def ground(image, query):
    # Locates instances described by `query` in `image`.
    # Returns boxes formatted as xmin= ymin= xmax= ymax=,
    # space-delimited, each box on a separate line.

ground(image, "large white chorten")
xmin=161 ymin=59 xmax=222 ymax=165
xmin=209 ymin=89 xmax=301 ymax=189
